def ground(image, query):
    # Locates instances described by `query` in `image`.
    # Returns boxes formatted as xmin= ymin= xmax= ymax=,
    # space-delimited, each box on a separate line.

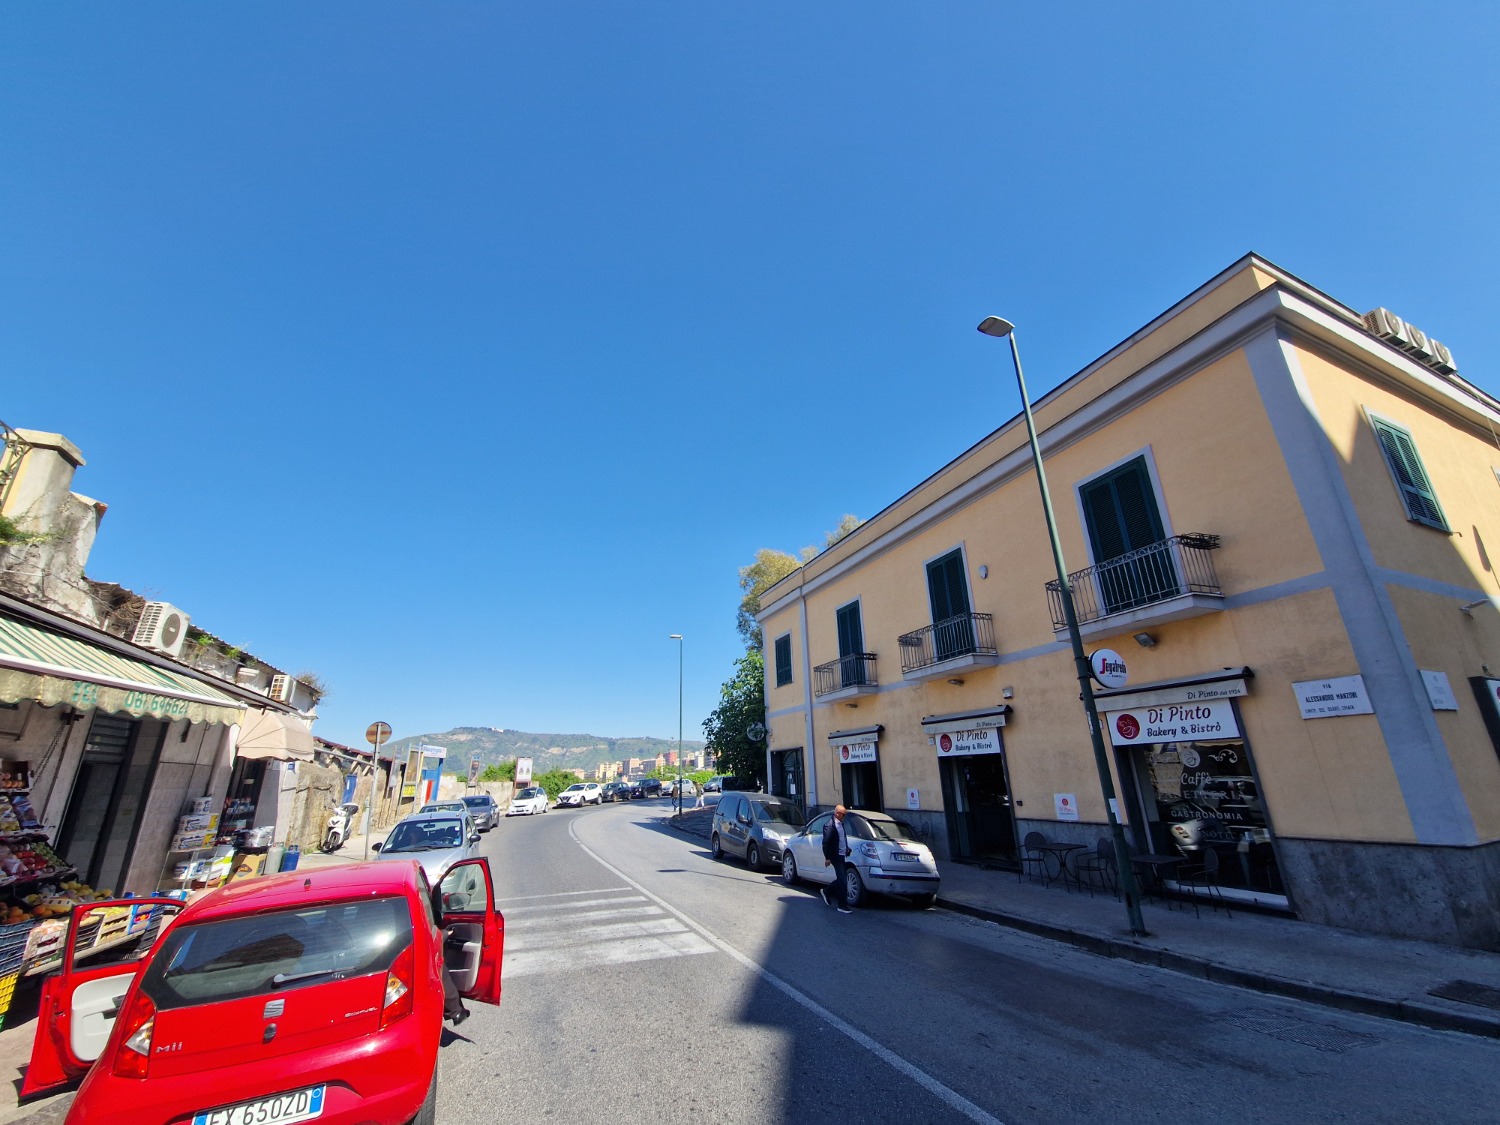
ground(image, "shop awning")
xmin=920 ymin=705 xmax=1011 ymax=736
xmin=0 ymin=614 xmax=245 ymax=726
xmin=826 ymin=725 xmax=883 ymax=743
xmin=234 ymin=708 xmax=315 ymax=762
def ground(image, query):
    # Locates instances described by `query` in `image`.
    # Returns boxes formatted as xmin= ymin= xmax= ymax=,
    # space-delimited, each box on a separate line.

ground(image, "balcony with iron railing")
xmin=1046 ymin=533 xmax=1224 ymax=639
xmin=898 ymin=612 xmax=999 ymax=682
xmin=813 ymin=653 xmax=879 ymax=702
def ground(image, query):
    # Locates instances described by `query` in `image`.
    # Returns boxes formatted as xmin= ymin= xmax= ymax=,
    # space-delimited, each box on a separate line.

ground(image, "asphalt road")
xmin=436 ymin=799 xmax=1498 ymax=1125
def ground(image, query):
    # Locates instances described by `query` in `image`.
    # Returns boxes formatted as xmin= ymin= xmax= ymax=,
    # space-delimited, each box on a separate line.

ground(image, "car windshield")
xmin=463 ymin=796 xmax=491 ymax=807
xmin=420 ymin=802 xmax=464 ymax=813
xmin=140 ymin=895 xmax=413 ymax=1010
xmin=753 ymin=800 xmax=804 ymax=827
xmin=517 ymin=788 xmax=542 ymax=799
xmin=564 ymin=784 xmax=585 ymax=792
xmin=851 ymin=815 xmax=919 ymax=842
xmin=384 ymin=819 xmax=464 ymax=851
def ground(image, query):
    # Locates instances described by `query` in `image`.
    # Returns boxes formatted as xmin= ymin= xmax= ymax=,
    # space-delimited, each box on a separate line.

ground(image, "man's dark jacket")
xmin=821 ymin=817 xmax=844 ymax=862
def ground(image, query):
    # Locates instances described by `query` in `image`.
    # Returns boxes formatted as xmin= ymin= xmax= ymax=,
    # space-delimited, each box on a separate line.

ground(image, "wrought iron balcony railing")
xmin=1047 ymin=533 xmax=1222 ymax=629
xmin=813 ymin=653 xmax=878 ymax=697
xmin=898 ymin=613 xmax=997 ymax=673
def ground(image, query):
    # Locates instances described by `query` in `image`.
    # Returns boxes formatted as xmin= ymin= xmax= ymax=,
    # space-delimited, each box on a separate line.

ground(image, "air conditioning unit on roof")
xmin=132 ymin=602 xmax=189 ymax=658
xmin=269 ymin=674 xmax=297 ymax=704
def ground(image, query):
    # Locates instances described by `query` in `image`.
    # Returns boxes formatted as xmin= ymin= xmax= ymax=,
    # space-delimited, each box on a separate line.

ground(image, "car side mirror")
xmin=371 ymin=842 xmax=383 ymax=852
xmin=470 ymin=832 xmax=481 ymax=843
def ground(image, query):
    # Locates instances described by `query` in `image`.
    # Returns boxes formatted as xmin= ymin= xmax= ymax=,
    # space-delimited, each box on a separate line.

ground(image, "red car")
xmin=23 ymin=858 xmax=504 ymax=1125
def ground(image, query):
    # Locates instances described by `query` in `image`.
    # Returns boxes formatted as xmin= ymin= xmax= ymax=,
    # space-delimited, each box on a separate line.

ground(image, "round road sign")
xmin=365 ymin=721 xmax=392 ymax=747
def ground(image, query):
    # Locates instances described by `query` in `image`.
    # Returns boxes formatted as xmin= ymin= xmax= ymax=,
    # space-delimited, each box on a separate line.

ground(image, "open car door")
xmin=437 ymin=858 xmax=504 ymax=1004
xmin=22 ymin=897 xmax=184 ymax=1100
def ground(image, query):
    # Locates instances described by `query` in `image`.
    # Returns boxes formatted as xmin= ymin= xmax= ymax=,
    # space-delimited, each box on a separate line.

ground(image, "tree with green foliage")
xmin=736 ymin=517 xmax=863 ymax=648
xmin=533 ymin=769 xmax=581 ymax=800
xmin=701 ymin=650 xmax=767 ymax=786
xmin=480 ymin=760 xmax=515 ymax=783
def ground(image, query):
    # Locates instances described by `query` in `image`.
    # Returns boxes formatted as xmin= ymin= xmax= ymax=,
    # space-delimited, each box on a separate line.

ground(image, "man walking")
xmin=821 ymin=804 xmax=854 ymax=914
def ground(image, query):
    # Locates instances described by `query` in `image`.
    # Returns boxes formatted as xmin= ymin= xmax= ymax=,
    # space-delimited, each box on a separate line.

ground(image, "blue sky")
xmin=3 ymin=4 xmax=1496 ymax=748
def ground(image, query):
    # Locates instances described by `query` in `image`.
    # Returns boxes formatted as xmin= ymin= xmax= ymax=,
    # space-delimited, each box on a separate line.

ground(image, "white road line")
xmin=507 ymin=917 xmax=690 ymax=952
xmin=505 ymin=931 xmax=714 ymax=978
xmin=509 ymin=904 xmax=658 ymax=926
xmin=568 ymin=819 xmax=1005 ymax=1125
xmin=496 ymin=887 xmax=631 ymax=904
xmin=502 ymin=895 xmax=646 ymax=916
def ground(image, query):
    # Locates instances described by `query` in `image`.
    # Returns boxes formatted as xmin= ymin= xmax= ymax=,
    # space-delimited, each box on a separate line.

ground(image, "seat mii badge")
xmin=263 ymin=999 xmax=286 ymax=1018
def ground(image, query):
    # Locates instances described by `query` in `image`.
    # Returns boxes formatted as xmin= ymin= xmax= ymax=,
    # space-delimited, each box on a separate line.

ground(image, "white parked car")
xmin=507 ymin=786 xmax=550 ymax=816
xmin=555 ymin=782 xmax=603 ymax=807
xmin=779 ymin=808 xmax=940 ymax=909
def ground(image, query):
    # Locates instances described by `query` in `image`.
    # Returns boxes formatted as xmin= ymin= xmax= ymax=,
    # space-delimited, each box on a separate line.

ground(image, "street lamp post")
xmin=977 ymin=316 xmax=1148 ymax=937
xmin=670 ymin=635 xmax=684 ymax=817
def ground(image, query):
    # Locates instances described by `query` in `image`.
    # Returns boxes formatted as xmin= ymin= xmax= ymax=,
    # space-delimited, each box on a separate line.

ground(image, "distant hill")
xmin=386 ymin=726 xmax=707 ymax=773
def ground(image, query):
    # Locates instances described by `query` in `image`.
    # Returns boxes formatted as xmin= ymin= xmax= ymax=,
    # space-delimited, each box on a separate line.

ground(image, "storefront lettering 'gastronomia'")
xmin=758 ymin=254 xmax=1500 ymax=949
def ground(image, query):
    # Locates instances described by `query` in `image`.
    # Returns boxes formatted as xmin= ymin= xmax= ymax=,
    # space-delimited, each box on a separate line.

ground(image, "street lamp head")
xmin=977 ymin=316 xmax=1015 ymax=338
xmin=669 ymin=634 xmax=683 ymax=640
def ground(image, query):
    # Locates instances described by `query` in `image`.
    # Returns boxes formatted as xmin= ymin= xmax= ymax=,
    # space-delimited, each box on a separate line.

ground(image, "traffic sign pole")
xmin=363 ymin=722 xmax=391 ymax=861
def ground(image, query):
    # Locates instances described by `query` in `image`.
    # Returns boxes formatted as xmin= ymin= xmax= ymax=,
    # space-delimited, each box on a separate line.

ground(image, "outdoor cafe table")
xmin=1032 ymin=841 xmax=1088 ymax=889
xmin=1131 ymin=853 xmax=1186 ymax=905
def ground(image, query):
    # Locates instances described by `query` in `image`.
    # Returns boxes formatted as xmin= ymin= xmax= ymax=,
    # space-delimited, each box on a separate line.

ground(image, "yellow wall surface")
xmin=1294 ymin=342 xmax=1500 ymax=592
xmin=1385 ymin=584 xmax=1500 ymax=842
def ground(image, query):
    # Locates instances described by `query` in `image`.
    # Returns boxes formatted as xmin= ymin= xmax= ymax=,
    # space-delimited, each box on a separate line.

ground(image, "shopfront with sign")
xmin=1097 ymin=670 xmax=1286 ymax=906
xmin=923 ymin=707 xmax=1016 ymax=866
xmin=828 ymin=726 xmax=882 ymax=812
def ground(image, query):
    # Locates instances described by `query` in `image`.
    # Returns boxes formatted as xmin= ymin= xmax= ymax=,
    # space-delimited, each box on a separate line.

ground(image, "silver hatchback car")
xmin=779 ymin=808 xmax=940 ymax=909
xmin=372 ymin=811 xmax=482 ymax=885
xmin=711 ymin=793 xmax=805 ymax=871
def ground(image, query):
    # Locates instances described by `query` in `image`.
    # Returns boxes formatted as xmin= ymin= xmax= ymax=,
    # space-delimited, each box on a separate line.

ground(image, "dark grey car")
xmin=462 ymin=793 xmax=500 ymax=830
xmin=711 ymin=793 xmax=805 ymax=871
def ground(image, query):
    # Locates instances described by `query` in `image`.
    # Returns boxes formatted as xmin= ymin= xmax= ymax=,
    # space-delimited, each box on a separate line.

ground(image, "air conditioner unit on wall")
xmin=132 ymin=602 xmax=190 ymax=658
xmin=269 ymin=674 xmax=296 ymax=704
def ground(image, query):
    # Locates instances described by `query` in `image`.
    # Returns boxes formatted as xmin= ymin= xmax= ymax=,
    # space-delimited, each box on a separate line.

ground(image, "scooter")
xmin=321 ymin=802 xmax=359 ymax=853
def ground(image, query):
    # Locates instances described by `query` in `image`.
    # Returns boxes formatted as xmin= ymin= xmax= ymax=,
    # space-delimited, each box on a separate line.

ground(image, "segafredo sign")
xmin=1090 ymin=648 xmax=1128 ymax=689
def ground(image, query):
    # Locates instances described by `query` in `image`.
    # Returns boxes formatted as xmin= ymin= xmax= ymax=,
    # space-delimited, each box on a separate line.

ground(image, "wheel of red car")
xmin=409 ymin=1067 xmax=437 ymax=1125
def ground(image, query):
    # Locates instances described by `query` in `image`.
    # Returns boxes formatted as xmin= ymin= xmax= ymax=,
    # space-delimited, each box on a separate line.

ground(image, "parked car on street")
xmin=555 ymin=782 xmax=603 ymax=807
xmin=507 ymin=786 xmax=549 ymax=816
xmin=779 ymin=808 xmax=940 ymax=908
xmin=602 ymin=781 xmax=631 ymax=802
xmin=418 ymin=799 xmax=477 ymax=838
xmin=462 ymin=793 xmax=500 ymax=830
xmin=630 ymin=778 xmax=663 ymax=799
xmin=372 ymin=811 xmax=482 ymax=885
xmin=22 ymin=858 xmax=505 ymax=1123
xmin=667 ymin=778 xmax=698 ymax=800
xmin=712 ymin=793 xmax=805 ymax=871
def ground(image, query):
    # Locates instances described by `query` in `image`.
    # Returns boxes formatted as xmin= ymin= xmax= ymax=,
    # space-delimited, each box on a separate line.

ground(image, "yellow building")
xmin=757 ymin=255 xmax=1500 ymax=949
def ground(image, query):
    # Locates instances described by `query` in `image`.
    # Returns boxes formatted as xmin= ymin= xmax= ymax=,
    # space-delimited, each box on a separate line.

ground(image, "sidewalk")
xmin=666 ymin=808 xmax=1500 ymax=1040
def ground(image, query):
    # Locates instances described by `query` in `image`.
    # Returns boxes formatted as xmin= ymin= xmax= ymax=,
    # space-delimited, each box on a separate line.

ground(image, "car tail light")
xmin=859 ymin=842 xmax=880 ymax=860
xmin=380 ymin=942 xmax=415 ymax=1029
xmin=111 ymin=991 xmax=157 ymax=1079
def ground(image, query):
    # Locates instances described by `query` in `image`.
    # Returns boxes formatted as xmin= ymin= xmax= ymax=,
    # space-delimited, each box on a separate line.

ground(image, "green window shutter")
xmin=836 ymin=603 xmax=864 ymax=658
xmin=774 ymin=635 xmax=793 ymax=686
xmin=1081 ymin=457 xmax=1165 ymax=563
xmin=926 ymin=550 xmax=970 ymax=622
xmin=1373 ymin=419 xmax=1448 ymax=530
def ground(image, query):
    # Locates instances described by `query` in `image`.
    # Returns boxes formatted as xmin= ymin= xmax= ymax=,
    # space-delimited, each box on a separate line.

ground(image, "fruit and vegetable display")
xmin=3 ymin=879 xmax=112 ymax=923
xmin=0 ymin=839 xmax=70 ymax=886
xmin=0 ymin=794 xmax=40 ymax=833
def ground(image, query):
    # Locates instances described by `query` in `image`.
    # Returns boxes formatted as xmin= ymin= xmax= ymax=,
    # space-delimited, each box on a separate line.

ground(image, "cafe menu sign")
xmin=934 ymin=728 xmax=1001 ymax=757
xmin=838 ymin=740 xmax=877 ymax=763
xmin=1104 ymin=698 xmax=1240 ymax=745
xmin=1293 ymin=675 xmax=1374 ymax=719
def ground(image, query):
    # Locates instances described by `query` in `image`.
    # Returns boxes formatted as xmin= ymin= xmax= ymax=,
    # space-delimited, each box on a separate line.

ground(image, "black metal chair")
xmin=1017 ymin=831 xmax=1048 ymax=885
xmin=1072 ymin=837 xmax=1117 ymax=899
xmin=1175 ymin=846 xmax=1231 ymax=917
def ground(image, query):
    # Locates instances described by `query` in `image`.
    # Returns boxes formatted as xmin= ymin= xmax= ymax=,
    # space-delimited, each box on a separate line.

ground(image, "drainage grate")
xmin=1428 ymin=980 xmax=1500 ymax=1011
xmin=1222 ymin=1011 xmax=1381 ymax=1054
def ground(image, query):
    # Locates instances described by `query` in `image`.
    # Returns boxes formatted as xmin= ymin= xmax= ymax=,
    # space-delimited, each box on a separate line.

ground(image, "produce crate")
xmin=0 ymin=970 xmax=18 ymax=1030
xmin=0 ymin=920 xmax=34 ymax=976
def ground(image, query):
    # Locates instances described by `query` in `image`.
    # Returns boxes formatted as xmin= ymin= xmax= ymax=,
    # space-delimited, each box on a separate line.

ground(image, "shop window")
xmin=774 ymin=634 xmax=793 ymax=687
xmin=1371 ymin=416 xmax=1448 ymax=531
